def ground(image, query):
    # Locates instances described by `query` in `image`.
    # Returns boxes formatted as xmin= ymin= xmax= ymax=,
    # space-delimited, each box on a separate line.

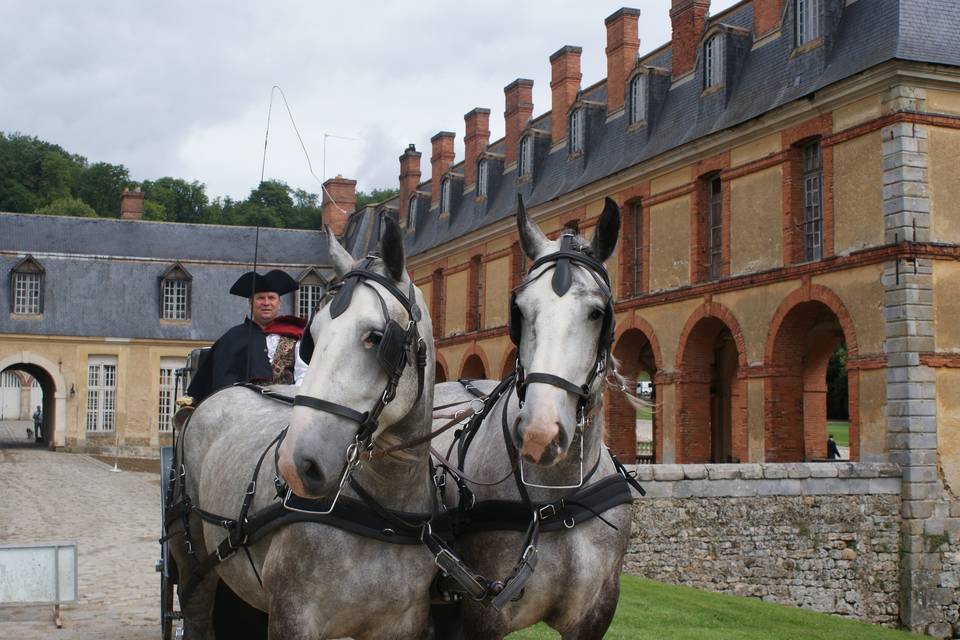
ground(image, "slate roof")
xmin=373 ymin=0 xmax=960 ymax=258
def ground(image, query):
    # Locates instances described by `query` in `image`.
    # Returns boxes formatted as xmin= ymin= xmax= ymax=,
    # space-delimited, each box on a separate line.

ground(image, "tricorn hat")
xmin=229 ymin=270 xmax=298 ymax=297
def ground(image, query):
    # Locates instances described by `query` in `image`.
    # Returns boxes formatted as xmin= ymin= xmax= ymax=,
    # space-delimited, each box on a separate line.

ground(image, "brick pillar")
xmin=605 ymin=8 xmax=642 ymax=114
xmin=504 ymin=79 xmax=534 ymax=167
xmin=879 ymin=86 xmax=946 ymax=636
xmin=550 ymin=45 xmax=582 ymax=145
xmin=120 ymin=187 xmax=144 ymax=220
xmin=670 ymin=0 xmax=710 ymax=79
xmin=753 ymin=0 xmax=783 ymax=38
xmin=604 ymin=388 xmax=638 ymax=461
xmin=463 ymin=108 xmax=491 ymax=191
xmin=430 ymin=132 xmax=455 ymax=207
xmin=398 ymin=144 xmax=422 ymax=227
xmin=321 ymin=175 xmax=356 ymax=236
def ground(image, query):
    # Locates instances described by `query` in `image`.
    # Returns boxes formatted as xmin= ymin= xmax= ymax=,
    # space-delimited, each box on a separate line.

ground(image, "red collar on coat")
xmin=263 ymin=315 xmax=307 ymax=339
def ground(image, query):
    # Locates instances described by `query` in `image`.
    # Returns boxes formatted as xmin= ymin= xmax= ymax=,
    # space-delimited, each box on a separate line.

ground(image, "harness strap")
xmin=519 ymin=372 xmax=589 ymax=399
xmin=293 ymin=395 xmax=368 ymax=425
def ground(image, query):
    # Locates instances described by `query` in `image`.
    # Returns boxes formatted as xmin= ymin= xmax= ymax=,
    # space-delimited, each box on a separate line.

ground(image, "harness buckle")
xmin=245 ymin=481 xmax=257 ymax=496
xmin=537 ymin=504 xmax=557 ymax=520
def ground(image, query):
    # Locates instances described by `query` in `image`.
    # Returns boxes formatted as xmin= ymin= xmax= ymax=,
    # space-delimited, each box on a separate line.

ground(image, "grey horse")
xmin=432 ymin=196 xmax=633 ymax=639
xmin=168 ymin=216 xmax=438 ymax=639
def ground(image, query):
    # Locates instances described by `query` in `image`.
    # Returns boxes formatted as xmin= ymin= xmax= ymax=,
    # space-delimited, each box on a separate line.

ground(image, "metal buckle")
xmin=245 ymin=481 xmax=257 ymax=496
xmin=537 ymin=504 xmax=557 ymax=520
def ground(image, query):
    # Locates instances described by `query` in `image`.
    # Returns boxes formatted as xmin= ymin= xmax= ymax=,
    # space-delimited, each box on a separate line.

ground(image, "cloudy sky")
xmin=2 ymin=0 xmax=740 ymax=201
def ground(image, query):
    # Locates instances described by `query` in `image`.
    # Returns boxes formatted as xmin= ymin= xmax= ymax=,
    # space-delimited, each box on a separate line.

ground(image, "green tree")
xmin=76 ymin=162 xmax=131 ymax=217
xmin=143 ymin=200 xmax=168 ymax=221
xmin=140 ymin=177 xmax=208 ymax=223
xmin=34 ymin=196 xmax=97 ymax=217
xmin=355 ymin=187 xmax=399 ymax=210
xmin=826 ymin=343 xmax=848 ymax=419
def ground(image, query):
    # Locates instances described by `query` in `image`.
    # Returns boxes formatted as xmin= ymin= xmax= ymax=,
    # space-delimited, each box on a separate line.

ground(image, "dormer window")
xmin=297 ymin=268 xmax=327 ymax=318
xmin=518 ymin=135 xmax=533 ymax=178
xmin=796 ymin=0 xmax=821 ymax=45
xmin=440 ymin=177 xmax=452 ymax=214
xmin=629 ymin=74 xmax=647 ymax=125
xmin=704 ymin=34 xmax=725 ymax=89
xmin=477 ymin=159 xmax=489 ymax=198
xmin=10 ymin=256 xmax=44 ymax=315
xmin=159 ymin=263 xmax=191 ymax=320
xmin=569 ymin=108 xmax=585 ymax=154
xmin=407 ymin=194 xmax=418 ymax=228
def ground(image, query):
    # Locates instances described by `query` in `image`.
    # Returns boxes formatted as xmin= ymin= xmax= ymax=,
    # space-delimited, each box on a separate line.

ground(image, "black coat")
xmin=187 ymin=319 xmax=272 ymax=402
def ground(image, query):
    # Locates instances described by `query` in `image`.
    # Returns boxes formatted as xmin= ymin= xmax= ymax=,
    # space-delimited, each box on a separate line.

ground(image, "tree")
xmin=826 ymin=343 xmax=848 ymax=420
xmin=76 ymin=162 xmax=131 ymax=217
xmin=355 ymin=188 xmax=399 ymax=210
xmin=35 ymin=196 xmax=97 ymax=217
xmin=140 ymin=177 xmax=208 ymax=223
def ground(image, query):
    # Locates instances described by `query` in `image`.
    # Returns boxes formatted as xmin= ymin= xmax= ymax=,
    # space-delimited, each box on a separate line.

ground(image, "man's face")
xmin=251 ymin=291 xmax=281 ymax=327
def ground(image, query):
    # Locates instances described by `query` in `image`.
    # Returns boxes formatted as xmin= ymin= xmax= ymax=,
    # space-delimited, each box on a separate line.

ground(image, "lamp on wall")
xmin=69 ymin=384 xmax=75 ymax=398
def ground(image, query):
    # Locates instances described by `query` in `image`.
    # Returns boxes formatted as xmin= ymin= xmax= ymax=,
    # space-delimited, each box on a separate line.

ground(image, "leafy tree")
xmin=76 ymin=162 xmax=131 ymax=217
xmin=826 ymin=343 xmax=848 ymax=419
xmin=143 ymin=200 xmax=168 ymax=221
xmin=35 ymin=196 xmax=97 ymax=217
xmin=355 ymin=188 xmax=399 ymax=210
xmin=140 ymin=177 xmax=208 ymax=223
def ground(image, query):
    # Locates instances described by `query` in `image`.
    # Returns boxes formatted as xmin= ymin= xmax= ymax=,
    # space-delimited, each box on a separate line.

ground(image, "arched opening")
xmin=435 ymin=360 xmax=448 ymax=384
xmin=610 ymin=328 xmax=659 ymax=463
xmin=1 ymin=363 xmax=57 ymax=449
xmin=501 ymin=348 xmax=517 ymax=379
xmin=460 ymin=354 xmax=486 ymax=380
xmin=766 ymin=300 xmax=850 ymax=462
xmin=676 ymin=316 xmax=746 ymax=464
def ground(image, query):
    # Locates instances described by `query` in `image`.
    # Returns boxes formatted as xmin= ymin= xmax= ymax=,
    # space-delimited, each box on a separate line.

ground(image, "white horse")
xmin=168 ymin=216 xmax=438 ymax=639
xmin=432 ymin=196 xmax=634 ymax=639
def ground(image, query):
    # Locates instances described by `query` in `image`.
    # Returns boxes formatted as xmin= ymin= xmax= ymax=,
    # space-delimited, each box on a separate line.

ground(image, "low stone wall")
xmin=624 ymin=462 xmax=902 ymax=627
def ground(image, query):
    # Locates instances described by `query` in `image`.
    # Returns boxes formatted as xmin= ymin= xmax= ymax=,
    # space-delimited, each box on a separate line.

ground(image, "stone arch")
xmin=501 ymin=347 xmax=517 ymax=379
xmin=764 ymin=285 xmax=858 ymax=462
xmin=458 ymin=346 xmax=490 ymax=380
xmin=607 ymin=316 xmax=663 ymax=462
xmin=674 ymin=302 xmax=748 ymax=464
xmin=0 ymin=352 xmax=69 ymax=449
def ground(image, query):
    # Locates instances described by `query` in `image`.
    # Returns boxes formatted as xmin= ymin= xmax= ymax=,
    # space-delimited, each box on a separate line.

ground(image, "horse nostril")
xmin=299 ymin=456 xmax=324 ymax=486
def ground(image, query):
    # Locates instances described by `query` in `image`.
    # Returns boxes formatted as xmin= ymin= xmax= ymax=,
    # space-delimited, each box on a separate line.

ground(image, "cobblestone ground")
xmin=0 ymin=420 xmax=160 ymax=639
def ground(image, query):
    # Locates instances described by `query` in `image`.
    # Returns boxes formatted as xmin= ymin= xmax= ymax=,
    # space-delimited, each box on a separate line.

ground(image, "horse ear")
xmin=325 ymin=225 xmax=354 ymax=277
xmin=516 ymin=194 xmax=549 ymax=261
xmin=590 ymin=197 xmax=621 ymax=263
xmin=379 ymin=215 xmax=406 ymax=282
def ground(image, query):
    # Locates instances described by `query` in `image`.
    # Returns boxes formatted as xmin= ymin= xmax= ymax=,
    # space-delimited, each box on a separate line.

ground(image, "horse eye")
xmin=588 ymin=308 xmax=604 ymax=321
xmin=364 ymin=330 xmax=383 ymax=348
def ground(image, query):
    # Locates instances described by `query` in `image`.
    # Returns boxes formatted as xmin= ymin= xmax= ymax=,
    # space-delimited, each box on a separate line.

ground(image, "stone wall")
xmin=625 ymin=462 xmax=902 ymax=627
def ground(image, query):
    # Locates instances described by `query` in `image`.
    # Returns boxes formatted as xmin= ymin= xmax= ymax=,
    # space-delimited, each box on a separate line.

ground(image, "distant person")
xmin=32 ymin=405 xmax=42 ymax=442
xmin=827 ymin=434 xmax=841 ymax=460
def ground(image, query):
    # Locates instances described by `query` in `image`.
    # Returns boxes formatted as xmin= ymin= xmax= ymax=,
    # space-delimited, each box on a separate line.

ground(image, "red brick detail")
xmin=690 ymin=152 xmax=732 ymax=284
xmin=501 ymin=347 xmax=518 ymax=378
xmin=437 ymin=326 xmax=509 ymax=348
xmin=435 ymin=352 xmax=449 ymax=383
xmin=431 ymin=268 xmax=445 ymax=340
xmin=670 ymin=0 xmax=710 ymax=79
xmin=674 ymin=302 xmax=748 ymax=464
xmin=763 ymin=285 xmax=859 ymax=462
xmin=467 ymin=255 xmax=483 ymax=332
xmin=510 ymin=241 xmax=526 ymax=289
xmin=920 ymin=352 xmax=960 ymax=368
xmin=780 ymin=114 xmax=834 ymax=264
xmin=120 ymin=188 xmax=144 ymax=220
xmin=321 ymin=176 xmax=357 ymax=235
xmin=550 ymin=46 xmax=583 ymax=145
xmin=606 ymin=319 xmax=663 ymax=462
xmin=464 ymin=108 xmax=491 ymax=191
xmin=504 ymin=79 xmax=534 ymax=167
xmin=617 ymin=185 xmax=651 ymax=299
xmin=430 ymin=132 xmax=456 ymax=206
xmin=753 ymin=0 xmax=784 ymax=37
xmin=458 ymin=347 xmax=490 ymax=379
xmin=605 ymin=8 xmax=642 ymax=113
xmin=398 ymin=145 xmax=422 ymax=227
xmin=846 ymin=355 xmax=886 ymax=370
xmin=613 ymin=316 xmax=664 ymax=372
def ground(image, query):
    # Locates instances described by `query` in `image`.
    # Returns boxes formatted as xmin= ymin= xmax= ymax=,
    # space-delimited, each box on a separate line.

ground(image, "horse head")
xmin=510 ymin=194 xmax=619 ymax=466
xmin=277 ymin=216 xmax=434 ymax=499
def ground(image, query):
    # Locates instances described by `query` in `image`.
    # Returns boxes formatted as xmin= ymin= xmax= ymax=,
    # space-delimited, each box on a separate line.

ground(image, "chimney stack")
xmin=670 ymin=0 xmax=710 ymax=79
xmin=321 ymin=175 xmax=356 ymax=235
xmin=120 ymin=187 xmax=144 ymax=220
xmin=753 ymin=0 xmax=783 ymax=38
xmin=430 ymin=132 xmax=456 ymax=207
xmin=550 ymin=46 xmax=583 ymax=145
xmin=503 ymin=79 xmax=534 ymax=167
xmin=605 ymin=8 xmax=642 ymax=114
xmin=398 ymin=144 xmax=422 ymax=227
xmin=463 ymin=108 xmax=491 ymax=191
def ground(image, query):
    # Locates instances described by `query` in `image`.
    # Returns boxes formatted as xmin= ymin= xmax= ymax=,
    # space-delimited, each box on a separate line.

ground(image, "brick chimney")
xmin=321 ymin=175 xmax=356 ymax=235
xmin=550 ymin=46 xmax=583 ymax=145
xmin=120 ymin=187 xmax=144 ymax=220
xmin=670 ymin=0 xmax=710 ymax=79
xmin=753 ymin=0 xmax=783 ymax=38
xmin=503 ymin=79 xmax=534 ymax=167
xmin=463 ymin=108 xmax=491 ymax=191
xmin=605 ymin=8 xmax=642 ymax=114
xmin=398 ymin=144 xmax=422 ymax=227
xmin=430 ymin=132 xmax=455 ymax=207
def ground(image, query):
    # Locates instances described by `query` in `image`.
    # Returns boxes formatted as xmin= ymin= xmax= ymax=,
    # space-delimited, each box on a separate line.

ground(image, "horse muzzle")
xmin=515 ymin=414 xmax=568 ymax=466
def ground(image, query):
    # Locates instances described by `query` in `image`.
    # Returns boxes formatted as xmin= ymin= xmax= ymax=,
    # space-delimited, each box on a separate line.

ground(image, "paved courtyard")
xmin=0 ymin=420 xmax=160 ymax=639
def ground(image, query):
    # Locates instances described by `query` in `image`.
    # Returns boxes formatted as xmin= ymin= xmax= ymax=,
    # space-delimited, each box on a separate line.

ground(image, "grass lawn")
xmin=828 ymin=420 xmax=850 ymax=447
xmin=507 ymin=575 xmax=911 ymax=639
xmin=635 ymin=406 xmax=653 ymax=421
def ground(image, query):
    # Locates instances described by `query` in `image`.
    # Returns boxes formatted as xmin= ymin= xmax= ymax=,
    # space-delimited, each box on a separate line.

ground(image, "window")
xmin=407 ymin=194 xmax=418 ymax=228
xmin=297 ymin=268 xmax=326 ymax=319
xmin=86 ymin=356 xmax=117 ymax=432
xmin=796 ymin=0 xmax=820 ymax=45
xmin=440 ymin=178 xmax=451 ymax=214
xmin=707 ymin=176 xmax=723 ymax=281
xmin=9 ymin=256 xmax=44 ymax=315
xmin=631 ymin=202 xmax=643 ymax=295
xmin=802 ymin=141 xmax=823 ymax=261
xmin=704 ymin=35 xmax=724 ymax=89
xmin=158 ymin=357 xmax=184 ymax=432
xmin=569 ymin=109 xmax=585 ymax=153
xmin=477 ymin=159 xmax=489 ymax=198
xmin=518 ymin=135 xmax=533 ymax=178
xmin=629 ymin=74 xmax=646 ymax=125
xmin=159 ymin=263 xmax=191 ymax=320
